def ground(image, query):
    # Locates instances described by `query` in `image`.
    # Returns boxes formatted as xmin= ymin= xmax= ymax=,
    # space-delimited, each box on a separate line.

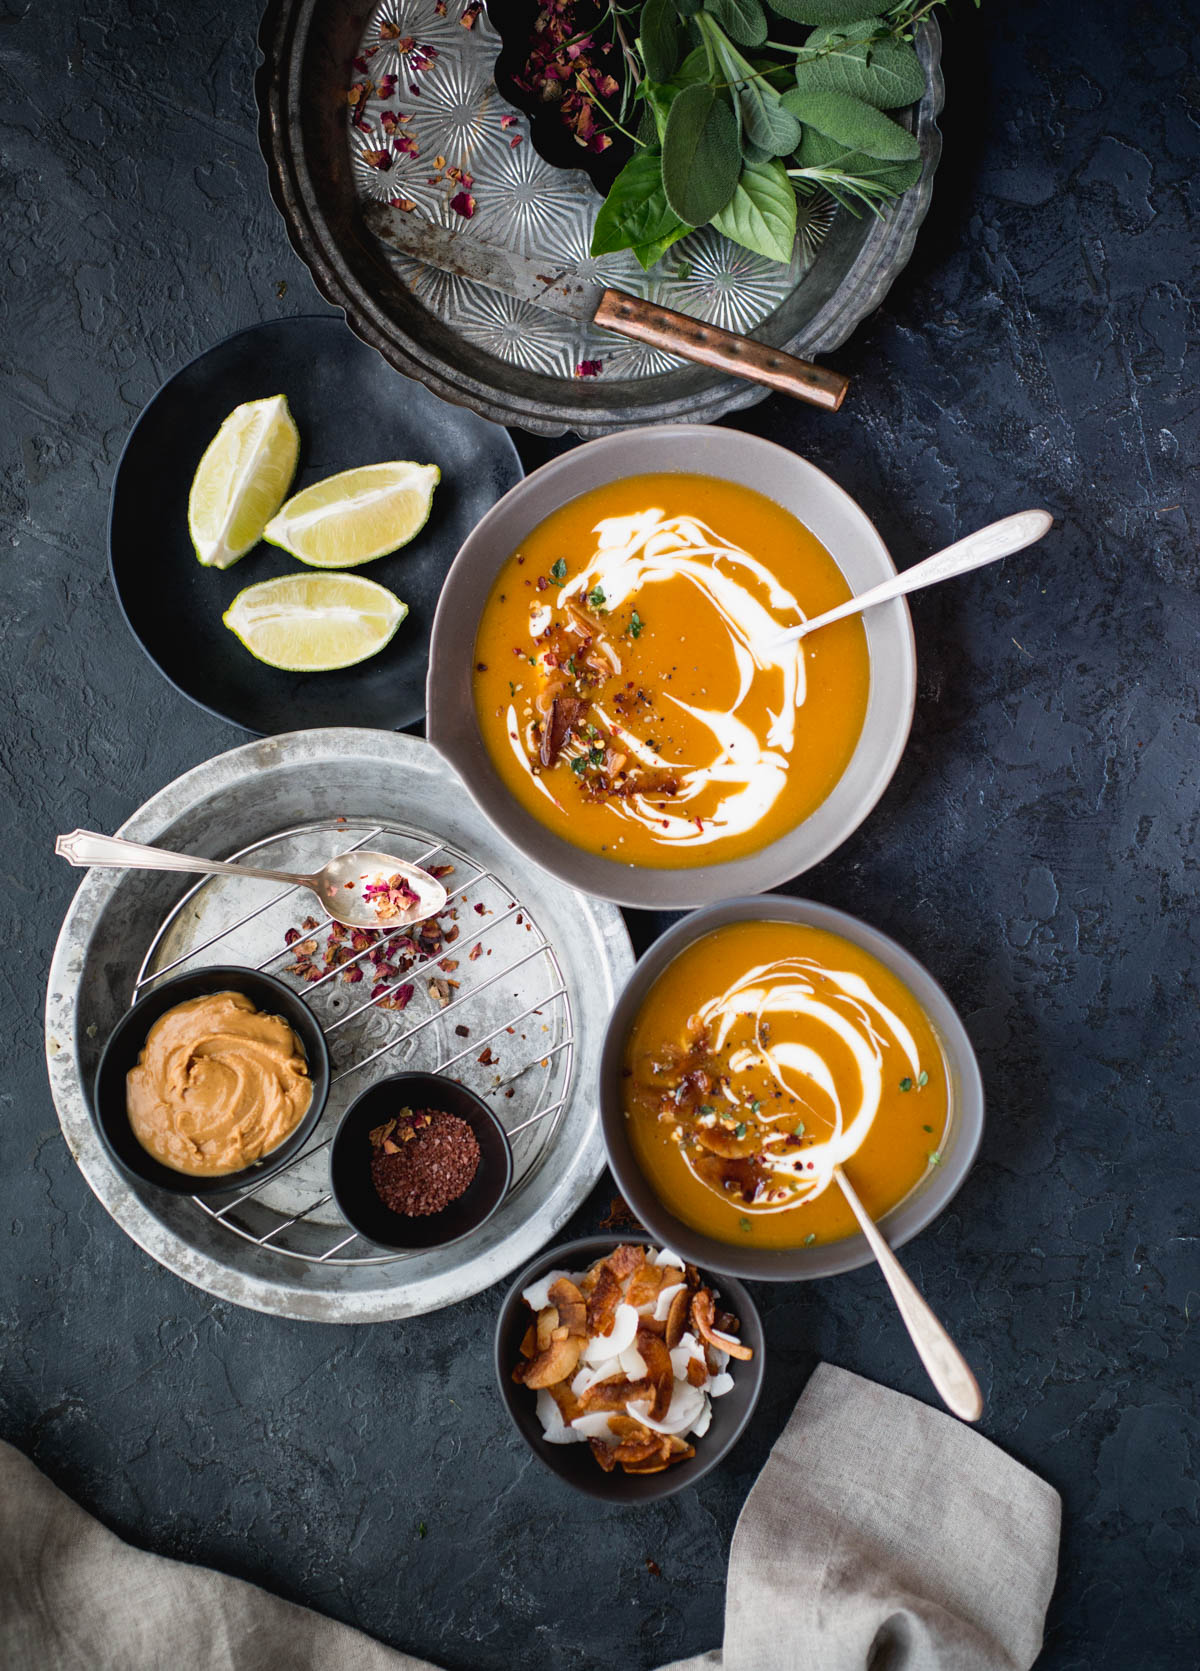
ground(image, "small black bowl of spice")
xmin=330 ymin=1072 xmax=513 ymax=1251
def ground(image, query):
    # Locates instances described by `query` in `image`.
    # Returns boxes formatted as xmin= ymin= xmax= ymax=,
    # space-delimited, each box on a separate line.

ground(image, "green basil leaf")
xmin=793 ymin=22 xmax=924 ymax=109
xmin=632 ymin=222 xmax=693 ymax=270
xmin=782 ymin=88 xmax=920 ymax=160
xmin=640 ymin=0 xmax=681 ymax=83
xmin=702 ymin=0 xmax=767 ymax=48
xmin=712 ymin=158 xmax=797 ymax=262
xmin=765 ymin=0 xmax=869 ymax=21
xmin=662 ymin=83 xmax=742 ymax=224
xmin=590 ymin=148 xmax=692 ymax=257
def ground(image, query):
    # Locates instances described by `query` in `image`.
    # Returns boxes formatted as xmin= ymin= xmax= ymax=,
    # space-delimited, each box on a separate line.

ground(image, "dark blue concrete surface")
xmin=2 ymin=1 xmax=1197 ymax=1667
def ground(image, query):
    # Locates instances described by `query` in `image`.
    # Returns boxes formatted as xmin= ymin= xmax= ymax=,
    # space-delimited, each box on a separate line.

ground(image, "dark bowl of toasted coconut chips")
xmin=330 ymin=1072 xmax=513 ymax=1251
xmin=496 ymin=1235 xmax=764 ymax=1501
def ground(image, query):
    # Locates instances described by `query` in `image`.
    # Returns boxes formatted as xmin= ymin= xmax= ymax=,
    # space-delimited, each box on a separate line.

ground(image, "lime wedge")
xmin=222 ymin=573 xmax=408 ymax=672
xmin=264 ymin=460 xmax=440 ymax=568
xmin=188 ymin=395 xmax=300 ymax=569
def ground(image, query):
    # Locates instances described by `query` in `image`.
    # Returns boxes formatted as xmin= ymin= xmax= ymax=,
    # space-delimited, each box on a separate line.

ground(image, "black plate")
xmin=109 ymin=315 xmax=523 ymax=735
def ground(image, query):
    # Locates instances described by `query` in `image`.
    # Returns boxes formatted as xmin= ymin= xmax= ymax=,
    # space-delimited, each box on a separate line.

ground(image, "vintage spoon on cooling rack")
xmin=54 ymin=830 xmax=448 ymax=930
xmin=833 ymin=1164 xmax=984 ymax=1422
xmin=770 ymin=508 xmax=1054 ymax=647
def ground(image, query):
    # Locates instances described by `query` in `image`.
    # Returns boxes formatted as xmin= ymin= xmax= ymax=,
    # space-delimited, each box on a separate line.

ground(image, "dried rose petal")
xmin=449 ymin=190 xmax=476 ymax=219
xmin=576 ymin=359 xmax=603 ymax=378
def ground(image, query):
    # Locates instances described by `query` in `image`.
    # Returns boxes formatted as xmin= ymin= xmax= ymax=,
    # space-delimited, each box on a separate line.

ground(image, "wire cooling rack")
xmin=133 ymin=819 xmax=575 ymax=1268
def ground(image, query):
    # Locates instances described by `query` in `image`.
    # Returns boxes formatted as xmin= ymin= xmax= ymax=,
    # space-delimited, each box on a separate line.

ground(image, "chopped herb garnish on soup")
xmin=550 ymin=557 xmax=567 ymax=581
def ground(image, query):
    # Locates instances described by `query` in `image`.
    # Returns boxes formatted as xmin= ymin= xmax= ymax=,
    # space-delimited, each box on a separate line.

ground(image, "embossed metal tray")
xmin=256 ymin=0 xmax=943 ymax=435
xmin=45 ymin=730 xmax=633 ymax=1322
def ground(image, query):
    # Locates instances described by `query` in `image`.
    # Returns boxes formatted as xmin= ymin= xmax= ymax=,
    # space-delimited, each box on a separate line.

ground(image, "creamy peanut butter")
xmin=126 ymin=990 xmax=313 ymax=1177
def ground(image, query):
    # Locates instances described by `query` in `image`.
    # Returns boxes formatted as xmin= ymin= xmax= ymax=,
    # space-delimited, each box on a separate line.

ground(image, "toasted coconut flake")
xmin=608 ymin=1243 xmax=646 ymax=1280
xmin=547 ymin=1277 xmax=587 ymax=1338
xmin=518 ymin=1322 xmax=537 ymax=1359
xmin=636 ymin=1328 xmax=675 ymax=1421
xmin=522 ymin=1333 xmax=584 ymax=1389
xmin=665 ymin=1286 xmax=690 ymax=1349
xmin=536 ymin=1305 xmax=560 ymax=1353
xmin=585 ymin=1261 xmax=622 ymax=1337
xmin=590 ymin=1437 xmax=617 ymax=1471
xmin=627 ymin=1262 xmax=668 ymax=1310
xmin=578 ymin=1374 xmax=651 ymax=1413
xmin=691 ymin=1288 xmax=753 ymax=1360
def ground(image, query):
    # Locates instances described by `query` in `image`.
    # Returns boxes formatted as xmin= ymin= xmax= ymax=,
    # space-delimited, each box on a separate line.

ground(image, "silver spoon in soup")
xmin=55 ymin=830 xmax=447 ymax=930
xmin=771 ymin=508 xmax=1053 ymax=647
xmin=833 ymin=1164 xmax=984 ymax=1422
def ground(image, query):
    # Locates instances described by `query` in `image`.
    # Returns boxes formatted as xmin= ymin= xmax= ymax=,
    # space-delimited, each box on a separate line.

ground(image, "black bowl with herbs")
xmin=330 ymin=1071 xmax=513 ymax=1251
xmin=92 ymin=966 xmax=330 ymax=1199
xmin=495 ymin=1234 xmax=765 ymax=1503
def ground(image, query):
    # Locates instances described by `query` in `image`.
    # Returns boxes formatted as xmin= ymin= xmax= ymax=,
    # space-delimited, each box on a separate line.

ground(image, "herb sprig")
xmin=585 ymin=0 xmax=967 ymax=268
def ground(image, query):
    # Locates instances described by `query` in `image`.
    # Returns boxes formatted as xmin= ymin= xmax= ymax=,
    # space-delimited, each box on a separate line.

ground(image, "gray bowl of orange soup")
xmin=426 ymin=427 xmax=915 ymax=909
xmin=598 ymin=897 xmax=984 ymax=1281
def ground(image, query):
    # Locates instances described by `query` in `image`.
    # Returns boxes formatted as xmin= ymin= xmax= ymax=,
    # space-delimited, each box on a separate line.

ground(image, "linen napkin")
xmin=0 ymin=1364 xmax=1060 ymax=1671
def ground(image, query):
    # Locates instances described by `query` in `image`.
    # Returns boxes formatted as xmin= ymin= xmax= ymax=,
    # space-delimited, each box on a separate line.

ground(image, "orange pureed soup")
xmin=471 ymin=474 xmax=870 ymax=868
xmin=622 ymin=921 xmax=951 ymax=1248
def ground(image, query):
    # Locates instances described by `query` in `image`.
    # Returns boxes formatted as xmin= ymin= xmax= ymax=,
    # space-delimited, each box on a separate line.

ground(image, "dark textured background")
xmin=2 ymin=0 xmax=1198 ymax=1666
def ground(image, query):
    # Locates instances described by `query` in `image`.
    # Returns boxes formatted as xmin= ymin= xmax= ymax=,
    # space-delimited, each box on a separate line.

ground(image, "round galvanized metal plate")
xmin=45 ymin=729 xmax=633 ymax=1322
xmin=255 ymin=0 xmax=944 ymax=435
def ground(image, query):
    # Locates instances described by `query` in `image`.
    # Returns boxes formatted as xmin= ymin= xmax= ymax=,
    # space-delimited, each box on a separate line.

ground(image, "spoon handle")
xmin=833 ymin=1165 xmax=983 ymax=1423
xmin=782 ymin=508 xmax=1054 ymax=645
xmin=56 ymin=829 xmax=310 ymax=890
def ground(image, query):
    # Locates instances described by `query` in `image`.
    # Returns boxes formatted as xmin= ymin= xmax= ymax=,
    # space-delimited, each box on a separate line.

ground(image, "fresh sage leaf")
xmin=712 ymin=158 xmax=797 ymax=261
xmin=782 ymin=88 xmax=921 ymax=160
xmin=793 ymin=20 xmax=925 ymax=108
xmin=702 ymin=0 xmax=768 ymax=48
xmin=676 ymin=0 xmax=703 ymax=15
xmin=788 ymin=122 xmax=922 ymax=210
xmin=662 ymin=83 xmax=741 ymax=224
xmin=640 ymin=0 xmax=681 ymax=83
xmin=700 ymin=18 xmax=802 ymax=158
xmin=590 ymin=148 xmax=693 ymax=258
xmin=765 ymin=0 xmax=871 ymax=22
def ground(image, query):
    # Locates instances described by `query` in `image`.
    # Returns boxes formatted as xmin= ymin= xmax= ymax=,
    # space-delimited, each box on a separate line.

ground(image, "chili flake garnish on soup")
xmin=622 ymin=921 xmax=951 ymax=1249
xmin=471 ymin=474 xmax=870 ymax=869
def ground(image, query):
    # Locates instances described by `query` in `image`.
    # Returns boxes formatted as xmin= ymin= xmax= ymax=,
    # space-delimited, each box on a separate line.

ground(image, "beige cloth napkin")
xmin=0 ymin=1364 xmax=1060 ymax=1671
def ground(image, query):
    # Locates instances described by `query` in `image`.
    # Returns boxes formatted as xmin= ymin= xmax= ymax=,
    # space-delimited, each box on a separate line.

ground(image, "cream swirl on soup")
xmin=503 ymin=507 xmax=808 ymax=848
xmin=687 ymin=955 xmax=924 ymax=1211
xmin=473 ymin=474 xmax=869 ymax=872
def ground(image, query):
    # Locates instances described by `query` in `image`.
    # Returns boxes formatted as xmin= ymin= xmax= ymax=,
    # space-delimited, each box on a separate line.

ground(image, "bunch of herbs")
xmin=579 ymin=0 xmax=966 ymax=268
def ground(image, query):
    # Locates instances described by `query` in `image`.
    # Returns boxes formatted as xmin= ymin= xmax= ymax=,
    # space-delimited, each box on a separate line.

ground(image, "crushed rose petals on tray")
xmin=512 ymin=1244 xmax=751 ymax=1476
xmin=283 ymin=864 xmax=457 ymax=1009
xmin=369 ymin=1107 xmax=481 ymax=1215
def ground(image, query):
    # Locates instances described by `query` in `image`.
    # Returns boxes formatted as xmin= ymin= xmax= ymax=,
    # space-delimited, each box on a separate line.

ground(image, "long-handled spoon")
xmin=833 ymin=1164 xmax=983 ymax=1422
xmin=55 ymin=830 xmax=447 ymax=931
xmin=772 ymin=508 xmax=1054 ymax=647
